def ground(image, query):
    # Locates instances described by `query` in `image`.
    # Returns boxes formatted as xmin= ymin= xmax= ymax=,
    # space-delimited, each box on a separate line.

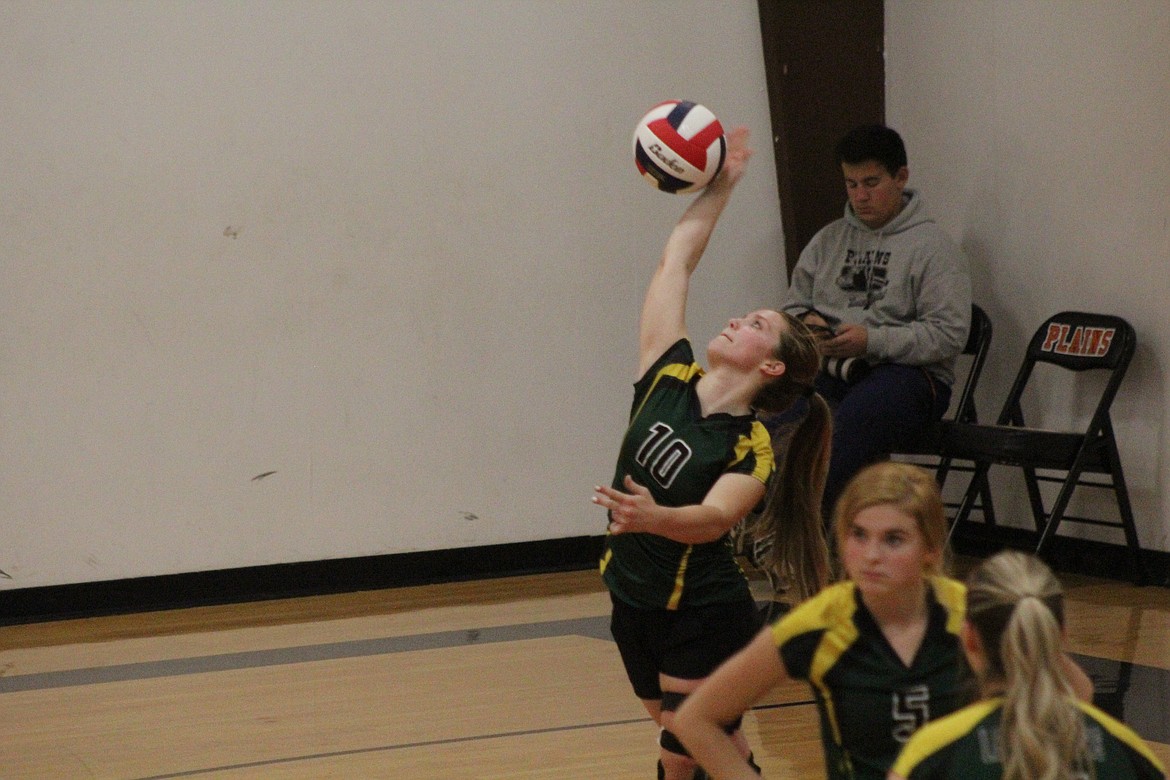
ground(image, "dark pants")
xmin=816 ymin=363 xmax=951 ymax=520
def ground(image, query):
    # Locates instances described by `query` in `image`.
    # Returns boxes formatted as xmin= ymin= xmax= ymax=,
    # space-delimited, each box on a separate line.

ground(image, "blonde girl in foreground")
xmin=674 ymin=461 xmax=966 ymax=780
xmin=673 ymin=462 xmax=1094 ymax=780
xmin=888 ymin=550 xmax=1165 ymax=780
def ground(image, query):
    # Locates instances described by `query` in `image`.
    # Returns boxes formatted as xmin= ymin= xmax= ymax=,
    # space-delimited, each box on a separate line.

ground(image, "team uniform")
xmin=890 ymin=696 xmax=1168 ymax=779
xmin=601 ymin=338 xmax=774 ymax=698
xmin=771 ymin=576 xmax=968 ymax=780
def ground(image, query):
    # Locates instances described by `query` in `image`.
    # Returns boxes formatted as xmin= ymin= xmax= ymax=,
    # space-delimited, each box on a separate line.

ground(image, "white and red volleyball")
xmin=632 ymin=100 xmax=726 ymax=194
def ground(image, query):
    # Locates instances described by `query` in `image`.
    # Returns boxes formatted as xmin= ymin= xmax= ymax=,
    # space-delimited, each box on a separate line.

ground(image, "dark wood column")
xmin=757 ymin=0 xmax=885 ymax=277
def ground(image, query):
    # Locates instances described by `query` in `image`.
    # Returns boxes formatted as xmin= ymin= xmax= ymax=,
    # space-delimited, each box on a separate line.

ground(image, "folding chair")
xmin=891 ymin=303 xmax=995 ymax=517
xmin=938 ymin=311 xmax=1146 ymax=582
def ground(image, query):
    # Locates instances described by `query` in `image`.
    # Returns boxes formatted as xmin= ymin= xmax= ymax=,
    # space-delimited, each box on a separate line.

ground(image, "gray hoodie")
xmin=782 ymin=188 xmax=971 ymax=385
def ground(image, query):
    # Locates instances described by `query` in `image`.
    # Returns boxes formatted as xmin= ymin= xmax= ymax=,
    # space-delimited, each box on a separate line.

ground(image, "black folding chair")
xmin=891 ymin=303 xmax=995 ymax=517
xmin=938 ymin=311 xmax=1146 ymax=582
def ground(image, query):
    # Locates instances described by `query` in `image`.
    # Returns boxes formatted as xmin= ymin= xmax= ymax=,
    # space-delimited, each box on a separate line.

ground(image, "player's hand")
xmin=707 ymin=126 xmax=753 ymax=191
xmin=820 ymin=322 xmax=869 ymax=358
xmin=593 ymin=475 xmax=660 ymax=534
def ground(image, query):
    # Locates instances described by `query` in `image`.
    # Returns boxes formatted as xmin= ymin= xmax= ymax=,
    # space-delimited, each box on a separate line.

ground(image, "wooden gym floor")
xmin=1 ymin=562 xmax=1168 ymax=778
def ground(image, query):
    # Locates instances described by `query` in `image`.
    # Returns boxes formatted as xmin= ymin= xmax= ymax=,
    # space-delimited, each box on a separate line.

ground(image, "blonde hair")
xmin=830 ymin=461 xmax=949 ymax=577
xmin=966 ymin=551 xmax=1091 ymax=780
xmin=746 ymin=312 xmax=832 ymax=601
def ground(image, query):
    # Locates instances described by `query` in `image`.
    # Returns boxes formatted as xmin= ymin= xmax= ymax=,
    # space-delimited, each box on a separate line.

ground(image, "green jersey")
xmin=891 ymin=697 xmax=1167 ymax=779
xmin=772 ymin=577 xmax=968 ymax=780
xmin=600 ymin=339 xmax=774 ymax=610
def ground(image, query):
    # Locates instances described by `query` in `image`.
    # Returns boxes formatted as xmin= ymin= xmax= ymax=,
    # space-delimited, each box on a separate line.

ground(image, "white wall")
xmin=0 ymin=1 xmax=785 ymax=588
xmin=887 ymin=1 xmax=1170 ymax=552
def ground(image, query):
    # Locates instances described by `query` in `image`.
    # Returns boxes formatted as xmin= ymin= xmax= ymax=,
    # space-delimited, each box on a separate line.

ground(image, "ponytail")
xmin=967 ymin=552 xmax=1091 ymax=780
xmin=759 ymin=392 xmax=832 ymax=600
xmin=745 ymin=313 xmax=832 ymax=601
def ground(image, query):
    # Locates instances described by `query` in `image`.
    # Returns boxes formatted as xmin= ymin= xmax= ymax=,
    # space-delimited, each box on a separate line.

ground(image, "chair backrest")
xmin=948 ymin=303 xmax=993 ymax=424
xmin=998 ymin=311 xmax=1136 ymax=427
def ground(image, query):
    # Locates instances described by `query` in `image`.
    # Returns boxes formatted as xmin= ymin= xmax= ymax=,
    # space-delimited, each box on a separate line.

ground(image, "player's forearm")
xmin=653 ymin=503 xmax=740 ymax=544
xmin=660 ymin=181 xmax=734 ymax=276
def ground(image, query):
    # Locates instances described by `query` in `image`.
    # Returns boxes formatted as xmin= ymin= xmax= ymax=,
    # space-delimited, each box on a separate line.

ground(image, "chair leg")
xmin=1035 ymin=463 xmax=1089 ymax=558
xmin=1022 ymin=465 xmax=1048 ymax=534
xmin=935 ymin=456 xmax=954 ymax=490
xmin=1104 ymin=438 xmax=1148 ymax=585
xmin=1032 ymin=449 xmax=1148 ymax=586
xmin=974 ymin=470 xmax=996 ymax=525
xmin=946 ymin=461 xmax=991 ymax=544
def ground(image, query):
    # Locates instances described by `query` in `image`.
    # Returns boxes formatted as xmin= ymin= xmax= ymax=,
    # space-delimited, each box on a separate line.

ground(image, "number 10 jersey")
xmin=600 ymin=339 xmax=774 ymax=611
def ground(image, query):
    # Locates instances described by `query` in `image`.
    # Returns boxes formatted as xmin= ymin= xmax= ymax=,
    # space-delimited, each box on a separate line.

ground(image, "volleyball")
xmin=632 ymin=100 xmax=726 ymax=194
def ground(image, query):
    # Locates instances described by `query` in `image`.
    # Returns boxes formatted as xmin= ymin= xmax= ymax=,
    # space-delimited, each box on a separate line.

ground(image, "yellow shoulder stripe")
xmin=928 ymin=576 xmax=968 ymax=635
xmin=1078 ymin=700 xmax=1167 ymax=772
xmin=630 ymin=361 xmax=702 ymax=423
xmin=770 ymin=582 xmax=859 ymax=749
xmin=890 ymin=699 xmax=1001 ymax=776
xmin=733 ymin=420 xmax=775 ymax=484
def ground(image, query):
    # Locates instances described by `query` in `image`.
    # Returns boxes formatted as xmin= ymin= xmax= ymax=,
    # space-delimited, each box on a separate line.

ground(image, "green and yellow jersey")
xmin=771 ymin=577 xmax=968 ymax=780
xmin=600 ymin=339 xmax=774 ymax=610
xmin=891 ymin=696 xmax=1167 ymax=779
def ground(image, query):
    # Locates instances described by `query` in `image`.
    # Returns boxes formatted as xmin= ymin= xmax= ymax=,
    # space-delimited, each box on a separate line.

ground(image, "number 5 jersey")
xmin=772 ymin=576 xmax=968 ymax=780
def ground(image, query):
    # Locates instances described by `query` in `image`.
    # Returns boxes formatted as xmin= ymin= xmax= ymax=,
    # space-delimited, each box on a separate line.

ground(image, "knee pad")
xmin=659 ymin=691 xmax=694 ymax=758
xmin=659 ymin=727 xmax=692 ymax=759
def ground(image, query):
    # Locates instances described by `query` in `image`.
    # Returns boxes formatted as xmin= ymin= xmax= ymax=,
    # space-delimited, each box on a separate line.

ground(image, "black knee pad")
xmin=659 ymin=727 xmax=692 ymax=758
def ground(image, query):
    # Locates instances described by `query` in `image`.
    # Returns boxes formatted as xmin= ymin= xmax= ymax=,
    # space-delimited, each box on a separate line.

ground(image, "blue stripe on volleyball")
xmin=666 ymin=101 xmax=697 ymax=130
xmin=634 ymin=141 xmax=692 ymax=193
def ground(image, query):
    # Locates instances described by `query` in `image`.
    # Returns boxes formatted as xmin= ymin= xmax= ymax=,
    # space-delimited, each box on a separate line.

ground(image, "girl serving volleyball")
xmin=594 ymin=125 xmax=832 ymax=780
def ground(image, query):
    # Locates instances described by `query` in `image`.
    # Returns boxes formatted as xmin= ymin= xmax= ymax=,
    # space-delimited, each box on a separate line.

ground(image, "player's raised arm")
xmin=637 ymin=126 xmax=753 ymax=376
